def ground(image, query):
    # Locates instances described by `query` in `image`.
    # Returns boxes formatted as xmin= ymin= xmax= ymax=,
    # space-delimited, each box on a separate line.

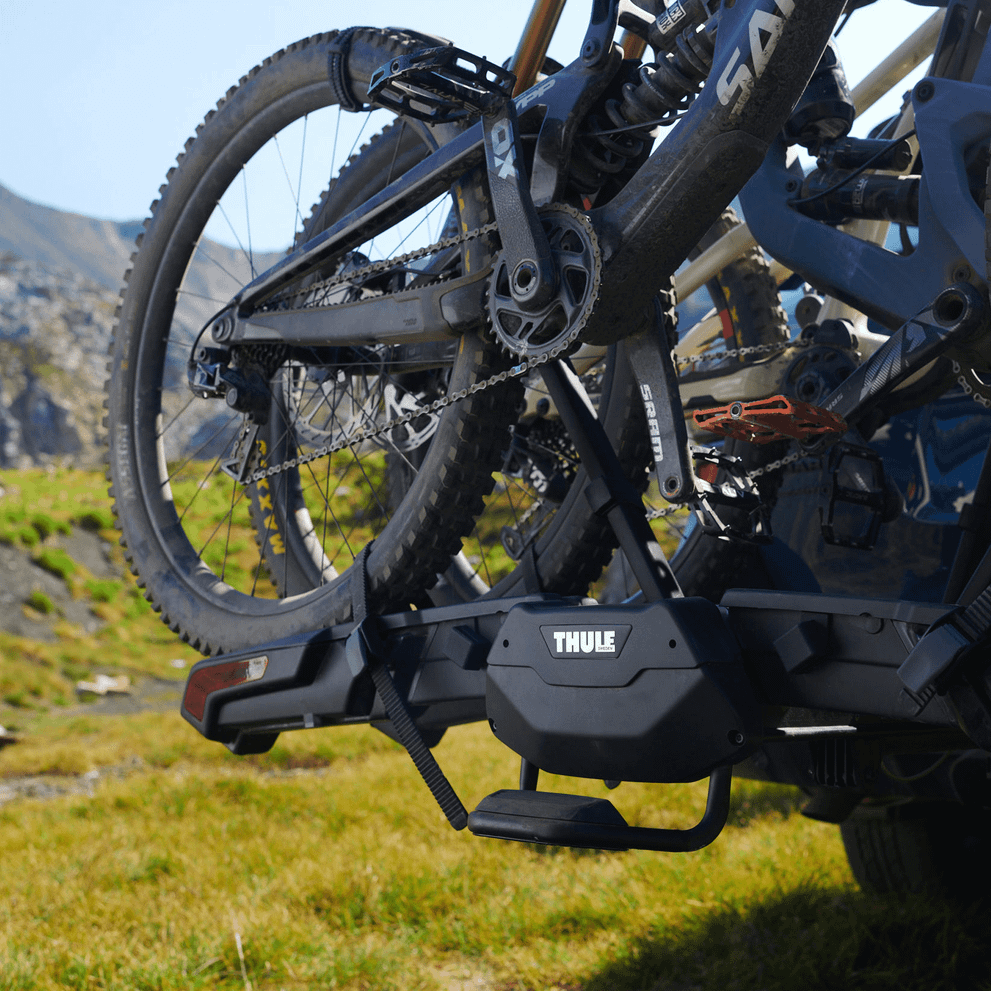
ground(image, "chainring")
xmin=487 ymin=205 xmax=602 ymax=358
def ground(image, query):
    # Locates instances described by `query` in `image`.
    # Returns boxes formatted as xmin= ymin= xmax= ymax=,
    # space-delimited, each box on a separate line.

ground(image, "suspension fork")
xmin=511 ymin=0 xmax=568 ymax=94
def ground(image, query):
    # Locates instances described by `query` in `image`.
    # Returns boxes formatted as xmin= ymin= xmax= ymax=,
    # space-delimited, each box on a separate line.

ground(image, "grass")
xmin=0 ymin=468 xmax=205 ymax=713
xmin=0 ymin=469 xmax=105 ymax=550
xmin=0 ymin=716 xmax=988 ymax=990
xmin=1 ymin=469 xmax=988 ymax=989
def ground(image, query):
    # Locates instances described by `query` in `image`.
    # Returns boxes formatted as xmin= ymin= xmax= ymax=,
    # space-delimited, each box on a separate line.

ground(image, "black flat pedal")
xmin=468 ymin=789 xmax=631 ymax=850
xmin=368 ymin=46 xmax=514 ymax=122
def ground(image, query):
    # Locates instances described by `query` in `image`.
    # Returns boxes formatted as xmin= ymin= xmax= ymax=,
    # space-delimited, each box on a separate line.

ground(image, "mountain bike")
xmin=107 ymin=0 xmax=991 ymax=897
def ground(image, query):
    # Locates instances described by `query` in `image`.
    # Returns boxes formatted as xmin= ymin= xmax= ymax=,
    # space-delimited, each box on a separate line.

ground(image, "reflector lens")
xmin=184 ymin=655 xmax=268 ymax=721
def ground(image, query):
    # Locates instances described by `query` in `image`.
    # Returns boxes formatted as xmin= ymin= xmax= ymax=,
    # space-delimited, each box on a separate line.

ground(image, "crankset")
xmin=488 ymin=205 xmax=602 ymax=357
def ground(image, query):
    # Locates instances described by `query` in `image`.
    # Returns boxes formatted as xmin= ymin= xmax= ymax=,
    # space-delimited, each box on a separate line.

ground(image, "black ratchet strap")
xmin=328 ymin=27 xmax=365 ymax=112
xmin=345 ymin=543 xmax=469 ymax=830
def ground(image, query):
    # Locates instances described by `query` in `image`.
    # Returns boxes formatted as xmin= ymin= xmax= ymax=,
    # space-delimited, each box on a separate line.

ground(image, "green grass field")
xmin=1 ymin=469 xmax=989 ymax=990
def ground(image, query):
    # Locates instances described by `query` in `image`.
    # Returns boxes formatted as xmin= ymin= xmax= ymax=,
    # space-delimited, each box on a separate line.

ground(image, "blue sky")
xmin=1 ymin=0 xmax=934 ymax=237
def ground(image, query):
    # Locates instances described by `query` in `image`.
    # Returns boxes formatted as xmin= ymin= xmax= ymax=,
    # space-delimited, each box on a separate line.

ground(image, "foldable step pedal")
xmin=468 ymin=766 xmax=733 ymax=852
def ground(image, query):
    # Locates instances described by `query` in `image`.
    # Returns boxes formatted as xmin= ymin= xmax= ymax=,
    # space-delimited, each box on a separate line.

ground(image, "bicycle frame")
xmin=215 ymin=0 xmax=846 ymax=351
xmin=741 ymin=0 xmax=991 ymax=330
xmin=675 ymin=8 xmax=946 ymax=303
xmin=177 ymin=0 xmax=991 ymax=854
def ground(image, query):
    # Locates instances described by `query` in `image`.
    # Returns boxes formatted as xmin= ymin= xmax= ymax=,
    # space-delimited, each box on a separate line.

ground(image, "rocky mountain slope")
xmin=0 ymin=183 xmax=141 ymax=292
xmin=0 ymin=184 xmax=278 ymax=468
xmin=0 ymin=253 xmax=115 ymax=468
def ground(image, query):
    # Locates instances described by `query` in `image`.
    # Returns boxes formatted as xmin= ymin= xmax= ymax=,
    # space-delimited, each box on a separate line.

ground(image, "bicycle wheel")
xmin=106 ymin=29 xmax=519 ymax=655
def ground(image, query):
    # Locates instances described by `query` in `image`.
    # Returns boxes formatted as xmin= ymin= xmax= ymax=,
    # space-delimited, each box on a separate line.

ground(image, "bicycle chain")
xmin=260 ymin=221 xmax=499 ymax=313
xmin=241 ymin=225 xmax=920 ymax=495
xmin=673 ymin=335 xmax=808 ymax=372
xmin=244 ymin=216 xmax=596 ymax=485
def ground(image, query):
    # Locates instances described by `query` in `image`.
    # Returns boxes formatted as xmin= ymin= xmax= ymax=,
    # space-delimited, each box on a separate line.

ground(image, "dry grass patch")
xmin=0 ymin=720 xmax=855 ymax=991
xmin=0 ymin=721 xmax=988 ymax=990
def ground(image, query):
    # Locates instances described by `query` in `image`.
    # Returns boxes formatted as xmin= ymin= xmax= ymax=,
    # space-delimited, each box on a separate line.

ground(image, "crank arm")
xmin=540 ymin=359 xmax=683 ymax=600
xmin=625 ymin=299 xmax=696 ymax=504
xmin=478 ymin=0 xmax=626 ymax=301
xmin=221 ymin=267 xmax=491 ymax=349
xmin=482 ymin=100 xmax=558 ymax=310
xmin=819 ymin=283 xmax=987 ymax=427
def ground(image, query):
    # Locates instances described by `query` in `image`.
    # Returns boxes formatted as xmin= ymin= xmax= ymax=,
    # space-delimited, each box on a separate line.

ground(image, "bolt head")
xmin=211 ymin=314 xmax=234 ymax=342
xmin=582 ymin=38 xmax=600 ymax=62
xmin=511 ymin=260 xmax=540 ymax=299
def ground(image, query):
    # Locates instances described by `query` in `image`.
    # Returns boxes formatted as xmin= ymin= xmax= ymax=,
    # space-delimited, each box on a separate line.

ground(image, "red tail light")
xmin=184 ymin=655 xmax=268 ymax=721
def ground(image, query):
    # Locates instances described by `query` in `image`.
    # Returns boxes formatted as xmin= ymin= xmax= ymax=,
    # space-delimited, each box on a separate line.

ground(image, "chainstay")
xmin=260 ymin=221 xmax=499 ymax=312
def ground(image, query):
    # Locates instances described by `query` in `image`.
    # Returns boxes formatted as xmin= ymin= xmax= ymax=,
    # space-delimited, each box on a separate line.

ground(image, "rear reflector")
xmin=184 ymin=655 xmax=268 ymax=722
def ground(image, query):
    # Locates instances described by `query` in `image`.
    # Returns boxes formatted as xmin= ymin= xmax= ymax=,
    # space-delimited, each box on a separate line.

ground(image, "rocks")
xmin=0 ymin=187 xmax=289 ymax=470
xmin=0 ymin=251 xmax=259 ymax=470
xmin=0 ymin=531 xmax=116 ymax=640
xmin=75 ymin=674 xmax=131 ymax=697
xmin=10 ymin=373 xmax=83 ymax=458
xmin=0 ymin=761 xmax=147 ymax=807
xmin=0 ymin=253 xmax=115 ymax=468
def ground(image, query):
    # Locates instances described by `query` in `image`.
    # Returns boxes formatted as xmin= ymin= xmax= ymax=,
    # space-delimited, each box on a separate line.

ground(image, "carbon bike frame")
xmin=215 ymin=0 xmax=847 ymax=351
xmin=741 ymin=0 xmax=991 ymax=331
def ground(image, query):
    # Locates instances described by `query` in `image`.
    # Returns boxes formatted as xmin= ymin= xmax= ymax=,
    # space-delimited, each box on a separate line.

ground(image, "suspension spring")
xmin=621 ymin=16 xmax=717 ymax=127
xmin=569 ymin=95 xmax=649 ymax=194
xmin=569 ymin=16 xmax=717 ymax=197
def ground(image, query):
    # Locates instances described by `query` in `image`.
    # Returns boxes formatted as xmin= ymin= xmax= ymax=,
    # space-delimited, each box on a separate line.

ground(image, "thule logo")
xmin=540 ymin=625 xmax=632 ymax=658
xmin=553 ymin=630 xmax=615 ymax=653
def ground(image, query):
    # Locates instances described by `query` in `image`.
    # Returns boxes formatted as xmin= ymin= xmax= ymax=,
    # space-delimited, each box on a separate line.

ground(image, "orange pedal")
xmin=692 ymin=395 xmax=846 ymax=444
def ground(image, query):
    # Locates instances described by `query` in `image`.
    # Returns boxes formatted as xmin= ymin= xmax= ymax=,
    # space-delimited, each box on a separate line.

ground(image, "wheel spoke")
xmin=108 ymin=33 xmax=519 ymax=653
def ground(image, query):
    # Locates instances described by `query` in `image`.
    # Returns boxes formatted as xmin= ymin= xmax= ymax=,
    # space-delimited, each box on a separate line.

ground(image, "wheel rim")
xmin=125 ymin=82 xmax=475 ymax=615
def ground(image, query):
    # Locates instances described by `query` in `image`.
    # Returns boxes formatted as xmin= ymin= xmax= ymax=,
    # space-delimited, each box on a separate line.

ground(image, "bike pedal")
xmin=693 ymin=395 xmax=846 ymax=444
xmin=368 ymin=46 xmax=515 ymax=122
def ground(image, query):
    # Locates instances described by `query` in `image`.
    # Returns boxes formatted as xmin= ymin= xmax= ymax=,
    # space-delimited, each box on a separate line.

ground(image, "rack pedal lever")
xmin=468 ymin=766 xmax=732 ymax=852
